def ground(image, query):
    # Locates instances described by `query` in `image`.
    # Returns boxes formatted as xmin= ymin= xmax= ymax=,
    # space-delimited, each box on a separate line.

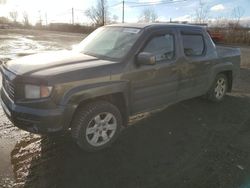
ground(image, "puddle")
xmin=0 ymin=35 xmax=63 ymax=60
xmin=11 ymin=135 xmax=41 ymax=187
xmin=0 ymin=29 xmax=85 ymax=62
xmin=0 ymin=29 xmax=83 ymax=187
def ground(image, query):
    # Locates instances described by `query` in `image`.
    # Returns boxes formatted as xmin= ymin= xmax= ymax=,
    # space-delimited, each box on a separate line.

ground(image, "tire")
xmin=71 ymin=100 xmax=122 ymax=152
xmin=207 ymin=73 xmax=228 ymax=102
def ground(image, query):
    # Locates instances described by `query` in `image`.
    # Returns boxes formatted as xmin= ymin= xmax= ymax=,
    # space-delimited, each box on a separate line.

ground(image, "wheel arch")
xmin=74 ymin=92 xmax=129 ymax=127
xmin=220 ymin=70 xmax=233 ymax=92
xmin=209 ymin=62 xmax=234 ymax=92
xmin=63 ymin=82 xmax=130 ymax=128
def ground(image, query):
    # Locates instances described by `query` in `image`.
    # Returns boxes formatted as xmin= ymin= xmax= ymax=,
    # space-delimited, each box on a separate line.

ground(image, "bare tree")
xmin=232 ymin=6 xmax=244 ymax=27
xmin=85 ymin=0 xmax=109 ymax=26
xmin=195 ymin=0 xmax=209 ymax=24
xmin=138 ymin=8 xmax=158 ymax=23
xmin=9 ymin=11 xmax=18 ymax=23
xmin=0 ymin=0 xmax=6 ymax=4
xmin=213 ymin=17 xmax=229 ymax=28
xmin=22 ymin=11 xmax=30 ymax=26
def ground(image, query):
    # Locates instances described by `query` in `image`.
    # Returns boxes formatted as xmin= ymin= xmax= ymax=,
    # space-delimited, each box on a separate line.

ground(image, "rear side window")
xmin=182 ymin=34 xmax=205 ymax=56
xmin=142 ymin=34 xmax=174 ymax=62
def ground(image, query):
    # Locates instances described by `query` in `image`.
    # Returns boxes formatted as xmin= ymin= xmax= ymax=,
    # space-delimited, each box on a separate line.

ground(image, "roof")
xmin=107 ymin=23 xmax=204 ymax=30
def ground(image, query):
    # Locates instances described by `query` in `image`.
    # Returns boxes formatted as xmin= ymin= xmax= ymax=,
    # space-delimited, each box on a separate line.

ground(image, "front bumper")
xmin=0 ymin=87 xmax=74 ymax=134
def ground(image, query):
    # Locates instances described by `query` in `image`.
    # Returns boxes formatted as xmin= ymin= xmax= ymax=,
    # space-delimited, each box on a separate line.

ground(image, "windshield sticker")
xmin=123 ymin=28 xmax=141 ymax=34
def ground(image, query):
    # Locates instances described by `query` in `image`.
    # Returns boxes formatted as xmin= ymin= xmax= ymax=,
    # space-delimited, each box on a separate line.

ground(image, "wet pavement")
xmin=0 ymin=29 xmax=84 ymax=61
xmin=0 ymin=29 xmax=250 ymax=188
xmin=0 ymin=29 xmax=84 ymax=188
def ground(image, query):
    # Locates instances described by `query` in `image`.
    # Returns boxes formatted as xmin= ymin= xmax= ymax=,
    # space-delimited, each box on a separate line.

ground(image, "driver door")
xmin=130 ymin=30 xmax=179 ymax=114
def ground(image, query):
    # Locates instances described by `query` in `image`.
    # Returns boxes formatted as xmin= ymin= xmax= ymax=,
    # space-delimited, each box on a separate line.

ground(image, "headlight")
xmin=24 ymin=84 xmax=53 ymax=99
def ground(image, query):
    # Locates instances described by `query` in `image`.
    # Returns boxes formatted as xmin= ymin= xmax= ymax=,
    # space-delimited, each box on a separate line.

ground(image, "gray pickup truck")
xmin=0 ymin=23 xmax=240 ymax=151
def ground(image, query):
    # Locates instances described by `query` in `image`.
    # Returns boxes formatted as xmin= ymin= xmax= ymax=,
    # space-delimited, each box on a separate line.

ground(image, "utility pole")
xmin=38 ymin=10 xmax=42 ymax=25
xmin=72 ymin=7 xmax=74 ymax=24
xmin=45 ymin=12 xmax=48 ymax=26
xmin=122 ymin=0 xmax=124 ymax=23
xmin=101 ymin=0 xmax=105 ymax=26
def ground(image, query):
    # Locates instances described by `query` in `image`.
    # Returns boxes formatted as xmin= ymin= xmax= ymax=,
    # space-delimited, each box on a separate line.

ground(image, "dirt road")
xmin=0 ymin=29 xmax=250 ymax=188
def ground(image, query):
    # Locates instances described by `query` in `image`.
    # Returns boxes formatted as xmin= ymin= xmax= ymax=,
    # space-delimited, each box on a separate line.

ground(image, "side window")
xmin=182 ymin=34 xmax=205 ymax=56
xmin=142 ymin=34 xmax=174 ymax=62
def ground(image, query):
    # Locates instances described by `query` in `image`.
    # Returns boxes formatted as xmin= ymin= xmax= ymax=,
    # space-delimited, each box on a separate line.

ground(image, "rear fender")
xmin=208 ymin=62 xmax=234 ymax=89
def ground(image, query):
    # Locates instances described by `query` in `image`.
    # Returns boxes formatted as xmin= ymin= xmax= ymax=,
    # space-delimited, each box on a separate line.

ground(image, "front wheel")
xmin=207 ymin=73 xmax=228 ymax=102
xmin=71 ymin=101 xmax=122 ymax=152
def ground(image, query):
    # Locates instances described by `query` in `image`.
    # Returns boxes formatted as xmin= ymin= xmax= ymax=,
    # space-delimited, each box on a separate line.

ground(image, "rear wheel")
xmin=207 ymin=73 xmax=228 ymax=102
xmin=71 ymin=101 xmax=122 ymax=152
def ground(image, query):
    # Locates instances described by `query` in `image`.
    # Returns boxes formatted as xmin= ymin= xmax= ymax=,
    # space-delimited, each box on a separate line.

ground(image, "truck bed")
xmin=216 ymin=45 xmax=241 ymax=58
xmin=216 ymin=45 xmax=241 ymax=75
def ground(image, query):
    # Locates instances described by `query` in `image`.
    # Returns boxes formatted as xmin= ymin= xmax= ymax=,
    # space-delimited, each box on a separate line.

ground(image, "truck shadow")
xmin=11 ymin=94 xmax=250 ymax=188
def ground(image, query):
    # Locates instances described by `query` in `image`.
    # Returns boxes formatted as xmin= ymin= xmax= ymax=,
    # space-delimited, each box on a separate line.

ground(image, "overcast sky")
xmin=0 ymin=0 xmax=249 ymax=24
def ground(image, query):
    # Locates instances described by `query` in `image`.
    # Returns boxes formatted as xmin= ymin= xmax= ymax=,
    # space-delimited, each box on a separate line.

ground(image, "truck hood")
xmin=4 ymin=50 xmax=115 ymax=75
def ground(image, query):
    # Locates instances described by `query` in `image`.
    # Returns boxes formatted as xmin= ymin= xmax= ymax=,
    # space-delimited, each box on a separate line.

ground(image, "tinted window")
xmin=182 ymin=34 xmax=205 ymax=56
xmin=143 ymin=34 xmax=174 ymax=62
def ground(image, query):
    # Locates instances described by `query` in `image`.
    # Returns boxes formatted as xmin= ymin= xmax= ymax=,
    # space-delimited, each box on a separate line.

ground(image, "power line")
xmin=128 ymin=0 xmax=187 ymax=7
xmin=114 ymin=0 xmax=188 ymax=23
xmin=109 ymin=2 xmax=122 ymax=7
xmin=74 ymin=8 xmax=85 ymax=13
xmin=52 ymin=0 xmax=188 ymax=24
xmin=126 ymin=0 xmax=182 ymax=4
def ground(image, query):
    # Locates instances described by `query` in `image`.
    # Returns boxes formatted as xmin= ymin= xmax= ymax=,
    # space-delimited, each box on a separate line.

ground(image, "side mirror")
xmin=136 ymin=52 xmax=156 ymax=65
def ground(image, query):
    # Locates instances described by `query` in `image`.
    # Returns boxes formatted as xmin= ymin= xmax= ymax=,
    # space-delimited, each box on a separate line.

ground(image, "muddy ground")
xmin=0 ymin=29 xmax=250 ymax=188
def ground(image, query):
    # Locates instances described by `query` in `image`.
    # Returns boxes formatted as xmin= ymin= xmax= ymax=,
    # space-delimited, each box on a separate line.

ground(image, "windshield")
xmin=73 ymin=27 xmax=141 ymax=59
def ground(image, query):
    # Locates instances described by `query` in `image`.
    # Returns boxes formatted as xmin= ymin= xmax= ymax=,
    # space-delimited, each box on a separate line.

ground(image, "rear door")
xmin=130 ymin=29 xmax=179 ymax=113
xmin=178 ymin=29 xmax=212 ymax=100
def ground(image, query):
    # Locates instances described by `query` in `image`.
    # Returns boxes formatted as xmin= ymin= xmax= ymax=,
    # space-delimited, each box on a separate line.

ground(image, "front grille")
xmin=2 ymin=72 xmax=15 ymax=100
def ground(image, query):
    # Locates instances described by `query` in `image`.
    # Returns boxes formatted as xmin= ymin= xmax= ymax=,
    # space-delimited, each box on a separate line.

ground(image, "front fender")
xmin=60 ymin=81 xmax=130 ymax=107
